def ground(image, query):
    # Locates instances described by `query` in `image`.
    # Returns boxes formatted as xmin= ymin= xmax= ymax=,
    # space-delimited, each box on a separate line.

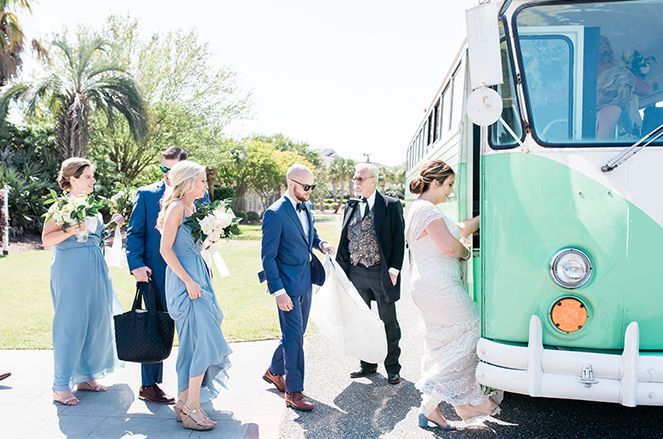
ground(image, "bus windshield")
xmin=514 ymin=0 xmax=663 ymax=146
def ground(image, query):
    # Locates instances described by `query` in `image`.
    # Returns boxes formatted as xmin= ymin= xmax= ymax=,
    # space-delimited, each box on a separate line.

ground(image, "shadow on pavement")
xmin=291 ymin=374 xmax=420 ymax=437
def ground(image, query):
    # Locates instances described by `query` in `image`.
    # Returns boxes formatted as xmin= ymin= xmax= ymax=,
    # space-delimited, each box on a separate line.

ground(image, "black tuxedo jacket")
xmin=336 ymin=191 xmax=406 ymax=303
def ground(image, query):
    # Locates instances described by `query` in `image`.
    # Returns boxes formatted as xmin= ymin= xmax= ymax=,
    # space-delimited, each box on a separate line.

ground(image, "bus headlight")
xmin=550 ymin=248 xmax=592 ymax=289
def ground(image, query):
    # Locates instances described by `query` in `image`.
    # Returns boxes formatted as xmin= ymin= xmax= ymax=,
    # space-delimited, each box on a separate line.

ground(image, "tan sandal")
xmin=174 ymin=401 xmax=185 ymax=422
xmin=180 ymin=403 xmax=215 ymax=431
xmin=77 ymin=381 xmax=107 ymax=392
xmin=53 ymin=390 xmax=80 ymax=406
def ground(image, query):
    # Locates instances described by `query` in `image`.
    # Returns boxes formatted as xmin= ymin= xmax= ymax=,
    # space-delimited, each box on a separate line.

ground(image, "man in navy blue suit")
xmin=259 ymin=164 xmax=334 ymax=411
xmin=125 ymin=146 xmax=195 ymax=404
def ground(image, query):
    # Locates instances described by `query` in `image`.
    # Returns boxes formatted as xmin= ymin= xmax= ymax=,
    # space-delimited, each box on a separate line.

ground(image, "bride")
xmin=405 ymin=159 xmax=500 ymax=430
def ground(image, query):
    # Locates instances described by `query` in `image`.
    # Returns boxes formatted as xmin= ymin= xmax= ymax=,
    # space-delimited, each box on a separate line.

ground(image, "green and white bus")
xmin=406 ymin=0 xmax=663 ymax=406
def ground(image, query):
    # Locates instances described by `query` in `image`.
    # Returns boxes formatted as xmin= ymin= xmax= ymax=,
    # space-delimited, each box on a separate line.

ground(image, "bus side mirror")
xmin=465 ymin=2 xmax=503 ymax=126
xmin=466 ymin=2 xmax=503 ymax=90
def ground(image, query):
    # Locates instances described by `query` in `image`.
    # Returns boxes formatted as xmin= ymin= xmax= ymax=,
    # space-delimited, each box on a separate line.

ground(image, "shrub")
xmin=0 ymin=124 xmax=59 ymax=236
xmin=246 ymin=211 xmax=261 ymax=223
xmin=214 ymin=186 xmax=236 ymax=201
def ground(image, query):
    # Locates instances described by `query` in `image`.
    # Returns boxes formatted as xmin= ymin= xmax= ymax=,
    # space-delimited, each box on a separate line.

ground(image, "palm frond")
xmin=88 ymin=75 xmax=147 ymax=143
xmin=0 ymin=81 xmax=27 ymax=124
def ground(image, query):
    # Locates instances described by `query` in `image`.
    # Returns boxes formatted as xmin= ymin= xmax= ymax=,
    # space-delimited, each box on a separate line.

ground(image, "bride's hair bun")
xmin=409 ymin=176 xmax=428 ymax=194
xmin=409 ymin=160 xmax=454 ymax=195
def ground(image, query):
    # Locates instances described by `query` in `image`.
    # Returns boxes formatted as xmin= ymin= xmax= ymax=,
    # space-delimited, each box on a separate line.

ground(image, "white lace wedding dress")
xmin=406 ymin=199 xmax=488 ymax=415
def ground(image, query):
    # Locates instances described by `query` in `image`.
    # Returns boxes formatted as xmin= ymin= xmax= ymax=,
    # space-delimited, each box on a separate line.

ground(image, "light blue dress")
xmin=165 ymin=214 xmax=232 ymax=400
xmin=50 ymin=215 xmax=120 ymax=392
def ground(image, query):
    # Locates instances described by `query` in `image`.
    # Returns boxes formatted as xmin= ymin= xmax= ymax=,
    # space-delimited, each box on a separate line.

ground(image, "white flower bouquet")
xmin=185 ymin=199 xmax=241 ymax=277
xmin=106 ymin=183 xmax=137 ymax=230
xmin=43 ymin=190 xmax=105 ymax=242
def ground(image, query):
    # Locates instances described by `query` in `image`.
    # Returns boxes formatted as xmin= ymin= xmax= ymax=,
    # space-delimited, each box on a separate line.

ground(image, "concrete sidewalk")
xmin=0 ymin=340 xmax=285 ymax=439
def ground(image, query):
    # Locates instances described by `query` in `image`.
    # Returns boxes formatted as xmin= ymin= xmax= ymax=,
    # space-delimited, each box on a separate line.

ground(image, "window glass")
xmin=515 ymin=0 xmax=663 ymax=146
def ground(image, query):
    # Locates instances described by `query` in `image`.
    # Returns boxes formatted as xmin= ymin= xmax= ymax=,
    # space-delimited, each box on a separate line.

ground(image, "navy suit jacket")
xmin=126 ymin=180 xmax=209 ymax=298
xmin=259 ymin=196 xmax=325 ymax=297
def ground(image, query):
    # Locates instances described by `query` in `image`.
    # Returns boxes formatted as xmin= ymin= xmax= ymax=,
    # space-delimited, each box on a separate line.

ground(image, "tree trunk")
xmin=206 ymin=168 xmax=217 ymax=201
xmin=235 ymin=185 xmax=248 ymax=211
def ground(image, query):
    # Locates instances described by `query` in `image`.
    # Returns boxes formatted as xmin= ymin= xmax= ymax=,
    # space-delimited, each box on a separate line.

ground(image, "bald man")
xmin=258 ymin=164 xmax=334 ymax=411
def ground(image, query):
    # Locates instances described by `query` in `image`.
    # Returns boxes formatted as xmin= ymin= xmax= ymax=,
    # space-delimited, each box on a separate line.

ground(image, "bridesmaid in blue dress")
xmin=42 ymin=158 xmax=124 ymax=406
xmin=158 ymin=160 xmax=231 ymax=432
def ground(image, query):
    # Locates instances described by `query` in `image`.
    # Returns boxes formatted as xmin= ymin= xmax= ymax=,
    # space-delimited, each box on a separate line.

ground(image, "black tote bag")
xmin=114 ymin=281 xmax=174 ymax=363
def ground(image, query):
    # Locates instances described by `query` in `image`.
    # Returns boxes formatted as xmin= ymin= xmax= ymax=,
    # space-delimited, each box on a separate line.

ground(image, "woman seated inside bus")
xmin=596 ymin=36 xmax=652 ymax=140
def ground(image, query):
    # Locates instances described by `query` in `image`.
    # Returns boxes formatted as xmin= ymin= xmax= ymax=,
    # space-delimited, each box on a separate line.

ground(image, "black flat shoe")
xmin=388 ymin=373 xmax=401 ymax=385
xmin=350 ymin=368 xmax=377 ymax=379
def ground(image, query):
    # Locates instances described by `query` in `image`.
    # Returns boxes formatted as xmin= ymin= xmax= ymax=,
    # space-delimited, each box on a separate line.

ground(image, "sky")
xmin=20 ymin=0 xmax=475 ymax=166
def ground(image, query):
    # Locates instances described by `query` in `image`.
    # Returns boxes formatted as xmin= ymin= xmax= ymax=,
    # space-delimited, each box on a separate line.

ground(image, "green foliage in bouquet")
xmin=43 ymin=190 xmax=106 ymax=231
xmin=106 ymin=182 xmax=137 ymax=230
xmin=185 ymin=199 xmax=241 ymax=245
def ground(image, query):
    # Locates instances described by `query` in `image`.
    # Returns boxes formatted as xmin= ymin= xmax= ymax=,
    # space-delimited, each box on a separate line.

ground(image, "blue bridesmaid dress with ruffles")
xmin=165 ymin=214 xmax=232 ymax=400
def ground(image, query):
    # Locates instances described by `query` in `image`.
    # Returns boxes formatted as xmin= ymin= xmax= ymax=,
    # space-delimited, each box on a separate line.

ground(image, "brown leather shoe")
xmin=262 ymin=369 xmax=285 ymax=393
xmin=285 ymin=392 xmax=314 ymax=411
xmin=139 ymin=384 xmax=175 ymax=404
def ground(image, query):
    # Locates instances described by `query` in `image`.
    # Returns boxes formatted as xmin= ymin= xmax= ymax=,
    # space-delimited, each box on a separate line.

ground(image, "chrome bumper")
xmin=476 ymin=316 xmax=663 ymax=406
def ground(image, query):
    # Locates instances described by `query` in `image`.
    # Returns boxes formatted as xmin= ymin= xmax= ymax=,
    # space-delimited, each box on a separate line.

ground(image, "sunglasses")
xmin=160 ymin=165 xmax=171 ymax=173
xmin=290 ymin=178 xmax=316 ymax=192
xmin=352 ymin=176 xmax=375 ymax=183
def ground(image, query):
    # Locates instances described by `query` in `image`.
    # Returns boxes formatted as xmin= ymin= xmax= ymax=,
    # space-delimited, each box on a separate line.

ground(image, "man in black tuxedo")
xmin=336 ymin=163 xmax=405 ymax=384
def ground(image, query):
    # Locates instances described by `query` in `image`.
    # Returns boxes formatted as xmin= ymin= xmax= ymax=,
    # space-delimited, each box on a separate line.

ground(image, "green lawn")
xmin=0 ymin=220 xmax=341 ymax=349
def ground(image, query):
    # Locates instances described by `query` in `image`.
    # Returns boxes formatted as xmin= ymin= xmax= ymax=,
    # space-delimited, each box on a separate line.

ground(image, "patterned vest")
xmin=348 ymin=205 xmax=382 ymax=267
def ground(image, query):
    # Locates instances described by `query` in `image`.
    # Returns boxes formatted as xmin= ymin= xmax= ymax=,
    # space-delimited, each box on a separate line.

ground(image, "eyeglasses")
xmin=160 ymin=165 xmax=171 ymax=173
xmin=352 ymin=176 xmax=375 ymax=183
xmin=290 ymin=178 xmax=316 ymax=192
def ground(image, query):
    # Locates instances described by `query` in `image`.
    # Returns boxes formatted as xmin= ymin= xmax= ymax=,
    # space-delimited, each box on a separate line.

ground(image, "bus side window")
xmin=490 ymin=20 xmax=524 ymax=149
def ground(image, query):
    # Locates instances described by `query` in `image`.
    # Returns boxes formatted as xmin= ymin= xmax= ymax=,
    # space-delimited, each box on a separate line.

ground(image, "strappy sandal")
xmin=457 ymin=402 xmax=501 ymax=424
xmin=418 ymin=413 xmax=457 ymax=430
xmin=174 ymin=401 xmax=185 ymax=422
xmin=180 ymin=403 xmax=215 ymax=431
xmin=53 ymin=391 xmax=80 ymax=406
xmin=77 ymin=381 xmax=107 ymax=392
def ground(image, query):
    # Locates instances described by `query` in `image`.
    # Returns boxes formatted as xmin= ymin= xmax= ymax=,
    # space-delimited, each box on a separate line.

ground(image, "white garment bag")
xmin=309 ymin=255 xmax=387 ymax=364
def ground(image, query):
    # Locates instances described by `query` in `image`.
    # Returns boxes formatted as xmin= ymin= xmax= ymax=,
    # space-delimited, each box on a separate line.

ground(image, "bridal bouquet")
xmin=622 ymin=50 xmax=656 ymax=79
xmin=44 ymin=190 xmax=105 ymax=242
xmin=185 ymin=199 xmax=241 ymax=277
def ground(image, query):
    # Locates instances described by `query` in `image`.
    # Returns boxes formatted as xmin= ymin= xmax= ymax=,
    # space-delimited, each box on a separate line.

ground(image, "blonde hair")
xmin=156 ymin=160 xmax=206 ymax=230
xmin=57 ymin=157 xmax=94 ymax=191
xmin=409 ymin=159 xmax=454 ymax=194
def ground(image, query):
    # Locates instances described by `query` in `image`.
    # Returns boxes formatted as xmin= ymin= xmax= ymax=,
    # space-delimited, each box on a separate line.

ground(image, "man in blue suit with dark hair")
xmin=125 ymin=146 xmax=195 ymax=404
xmin=259 ymin=164 xmax=334 ymax=411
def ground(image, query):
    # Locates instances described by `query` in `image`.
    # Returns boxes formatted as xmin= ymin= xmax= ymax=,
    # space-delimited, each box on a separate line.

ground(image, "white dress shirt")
xmin=272 ymin=194 xmax=312 ymax=298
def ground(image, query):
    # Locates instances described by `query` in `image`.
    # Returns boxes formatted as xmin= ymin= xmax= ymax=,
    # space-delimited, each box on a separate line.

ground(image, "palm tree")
xmin=330 ymin=158 xmax=355 ymax=213
xmin=0 ymin=36 xmax=147 ymax=158
xmin=0 ymin=0 xmax=37 ymax=86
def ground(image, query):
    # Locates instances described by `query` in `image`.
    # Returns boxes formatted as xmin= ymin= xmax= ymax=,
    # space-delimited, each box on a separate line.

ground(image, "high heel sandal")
xmin=76 ymin=381 xmax=107 ymax=392
xmin=180 ymin=403 xmax=215 ymax=431
xmin=53 ymin=390 xmax=80 ymax=406
xmin=459 ymin=404 xmax=501 ymax=424
xmin=418 ymin=413 xmax=457 ymax=431
xmin=174 ymin=402 xmax=183 ymax=422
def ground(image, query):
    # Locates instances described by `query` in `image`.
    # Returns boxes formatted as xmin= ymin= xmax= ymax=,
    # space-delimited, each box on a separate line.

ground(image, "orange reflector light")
xmin=551 ymin=297 xmax=588 ymax=333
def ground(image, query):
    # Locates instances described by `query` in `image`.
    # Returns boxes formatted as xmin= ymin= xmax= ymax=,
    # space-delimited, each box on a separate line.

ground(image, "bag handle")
xmin=133 ymin=280 xmax=166 ymax=312
xmin=131 ymin=283 xmax=145 ymax=311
